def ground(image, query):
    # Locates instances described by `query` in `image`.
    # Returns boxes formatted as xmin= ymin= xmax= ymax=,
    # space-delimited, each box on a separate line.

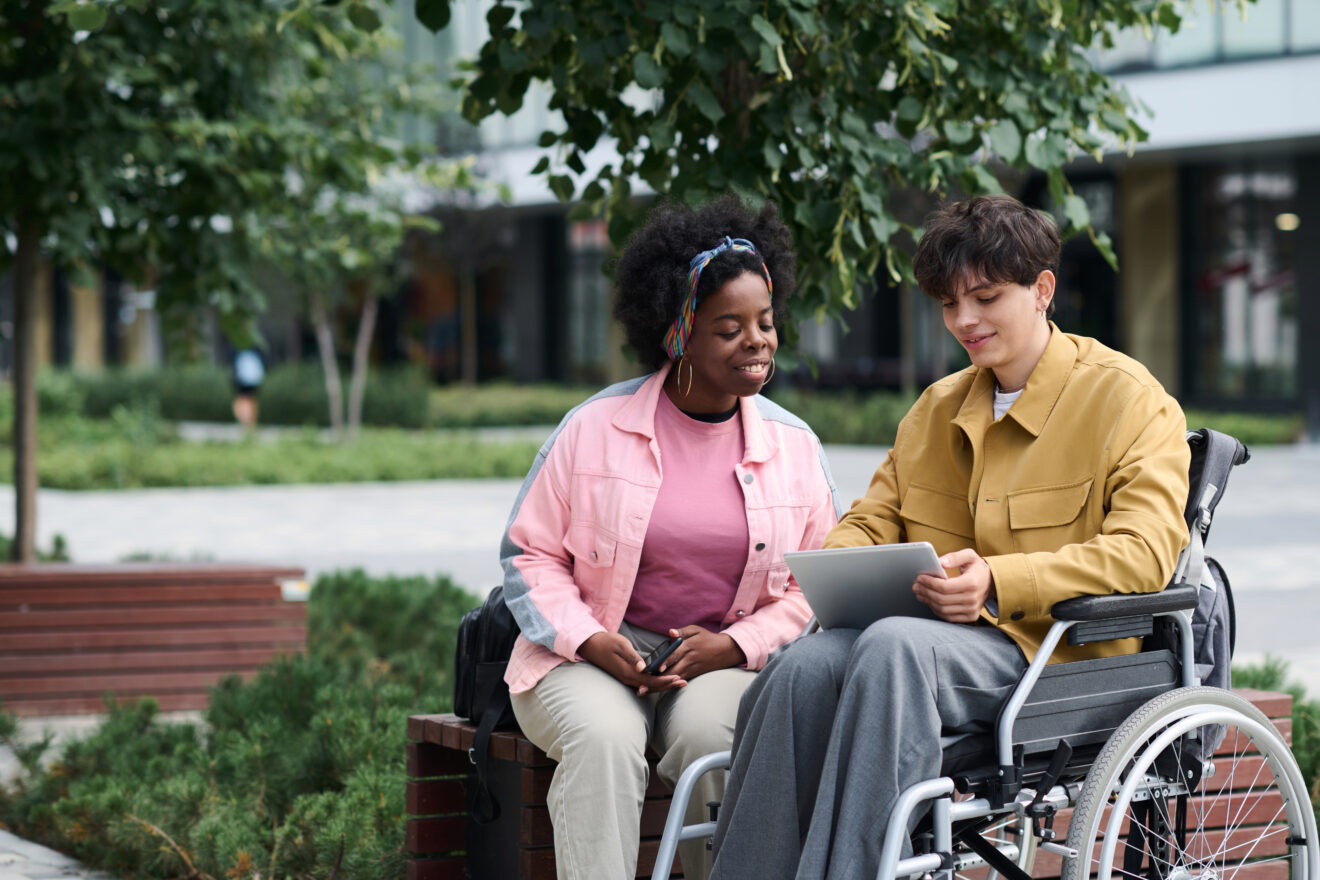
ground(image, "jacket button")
xmin=591 ymin=551 xmax=598 ymax=561
xmin=743 ymin=473 xmax=754 ymax=484
xmin=755 ymin=542 xmax=766 ymax=551
xmin=1010 ymin=610 xmax=1025 ymax=621
xmin=736 ymin=609 xmax=746 ymax=616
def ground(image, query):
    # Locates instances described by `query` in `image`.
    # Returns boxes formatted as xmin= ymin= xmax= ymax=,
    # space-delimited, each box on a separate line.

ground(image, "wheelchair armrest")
xmin=1050 ymin=584 xmax=1198 ymax=622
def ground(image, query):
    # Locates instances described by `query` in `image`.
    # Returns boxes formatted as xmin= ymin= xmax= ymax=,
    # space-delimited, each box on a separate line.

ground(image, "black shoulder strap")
xmin=466 ymin=664 xmax=512 ymax=825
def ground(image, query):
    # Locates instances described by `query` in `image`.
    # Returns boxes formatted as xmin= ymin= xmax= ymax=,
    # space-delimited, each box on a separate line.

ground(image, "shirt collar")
xmin=999 ymin=324 xmax=1075 ymax=437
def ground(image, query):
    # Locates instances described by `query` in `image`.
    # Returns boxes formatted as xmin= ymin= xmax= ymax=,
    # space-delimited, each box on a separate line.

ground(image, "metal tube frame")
xmin=649 ymin=750 xmax=731 ymax=880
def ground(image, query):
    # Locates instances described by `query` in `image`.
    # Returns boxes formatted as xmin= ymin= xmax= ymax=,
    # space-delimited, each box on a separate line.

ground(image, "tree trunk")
xmin=346 ymin=293 xmax=378 ymax=441
xmin=459 ymin=265 xmax=478 ymax=386
xmin=309 ymin=289 xmax=344 ymax=439
xmin=11 ymin=218 xmax=40 ymax=562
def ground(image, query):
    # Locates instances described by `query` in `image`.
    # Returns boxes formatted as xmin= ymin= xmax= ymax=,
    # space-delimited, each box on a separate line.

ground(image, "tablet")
xmin=785 ymin=542 xmax=945 ymax=630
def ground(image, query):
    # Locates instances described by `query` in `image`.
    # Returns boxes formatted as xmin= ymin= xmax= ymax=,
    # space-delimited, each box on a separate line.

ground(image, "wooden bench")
xmin=0 ymin=562 xmax=307 ymax=716
xmin=406 ymin=689 xmax=1295 ymax=880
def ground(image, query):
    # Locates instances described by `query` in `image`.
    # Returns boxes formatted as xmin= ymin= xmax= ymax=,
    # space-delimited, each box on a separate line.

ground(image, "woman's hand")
xmin=578 ymin=631 xmax=685 ymax=696
xmin=914 ymin=548 xmax=996 ymax=624
xmin=659 ymin=626 xmax=747 ymax=682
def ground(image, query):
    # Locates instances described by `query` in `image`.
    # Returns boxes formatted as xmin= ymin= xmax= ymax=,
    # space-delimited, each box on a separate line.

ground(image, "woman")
xmin=709 ymin=194 xmax=1191 ymax=880
xmin=500 ymin=196 xmax=840 ymax=880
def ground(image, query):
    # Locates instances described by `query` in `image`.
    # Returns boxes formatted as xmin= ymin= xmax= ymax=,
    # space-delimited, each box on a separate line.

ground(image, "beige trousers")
xmin=511 ymin=623 xmax=755 ymax=880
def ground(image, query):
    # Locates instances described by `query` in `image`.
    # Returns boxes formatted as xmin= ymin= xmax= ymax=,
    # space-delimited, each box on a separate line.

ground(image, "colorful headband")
xmin=662 ymin=236 xmax=774 ymax=361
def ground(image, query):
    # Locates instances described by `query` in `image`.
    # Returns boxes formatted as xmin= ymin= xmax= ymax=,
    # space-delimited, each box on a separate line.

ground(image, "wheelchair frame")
xmin=651 ymin=585 xmax=1319 ymax=880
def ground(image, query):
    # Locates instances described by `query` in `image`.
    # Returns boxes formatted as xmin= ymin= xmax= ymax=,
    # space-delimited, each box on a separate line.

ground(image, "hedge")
xmin=0 ymin=569 xmax=477 ymax=880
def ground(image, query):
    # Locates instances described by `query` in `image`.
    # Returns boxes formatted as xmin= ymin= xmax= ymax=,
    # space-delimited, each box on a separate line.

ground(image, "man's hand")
xmin=913 ymin=548 xmax=995 ymax=624
xmin=659 ymin=626 xmax=746 ymax=682
xmin=578 ymin=631 xmax=684 ymax=696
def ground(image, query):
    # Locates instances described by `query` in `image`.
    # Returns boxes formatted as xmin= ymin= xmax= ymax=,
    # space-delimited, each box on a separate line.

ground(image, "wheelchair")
xmin=651 ymin=433 xmax=1318 ymax=880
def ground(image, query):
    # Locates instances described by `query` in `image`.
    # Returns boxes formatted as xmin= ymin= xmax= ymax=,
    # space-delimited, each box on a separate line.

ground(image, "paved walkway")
xmin=2 ymin=439 xmax=1318 ymax=873
xmin=0 ymin=830 xmax=114 ymax=879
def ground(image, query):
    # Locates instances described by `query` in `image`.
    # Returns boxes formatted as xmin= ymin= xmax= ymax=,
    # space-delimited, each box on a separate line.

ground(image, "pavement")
xmin=0 ymin=831 xmax=116 ymax=879
xmin=1 ymin=434 xmax=1318 ymax=873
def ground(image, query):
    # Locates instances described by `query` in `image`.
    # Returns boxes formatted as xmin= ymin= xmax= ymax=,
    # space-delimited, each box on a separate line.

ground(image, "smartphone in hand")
xmin=642 ymin=636 xmax=683 ymax=675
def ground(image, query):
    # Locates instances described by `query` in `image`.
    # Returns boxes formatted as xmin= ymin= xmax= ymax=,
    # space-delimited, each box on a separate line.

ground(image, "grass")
xmin=0 ymin=411 xmax=540 ymax=490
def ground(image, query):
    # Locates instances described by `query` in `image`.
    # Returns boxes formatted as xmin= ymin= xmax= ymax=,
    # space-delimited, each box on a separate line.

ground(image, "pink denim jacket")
xmin=501 ymin=364 xmax=841 ymax=694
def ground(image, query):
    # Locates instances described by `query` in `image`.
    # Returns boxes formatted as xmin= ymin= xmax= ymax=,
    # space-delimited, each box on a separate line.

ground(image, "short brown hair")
xmin=913 ymin=194 xmax=1060 ymax=315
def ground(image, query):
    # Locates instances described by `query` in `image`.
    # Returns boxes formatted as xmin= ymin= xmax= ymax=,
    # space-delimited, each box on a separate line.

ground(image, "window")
xmin=1183 ymin=161 xmax=1299 ymax=404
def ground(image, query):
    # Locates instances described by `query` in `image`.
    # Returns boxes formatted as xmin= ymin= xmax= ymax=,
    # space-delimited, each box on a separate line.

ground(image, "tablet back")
xmin=785 ymin=542 xmax=943 ymax=630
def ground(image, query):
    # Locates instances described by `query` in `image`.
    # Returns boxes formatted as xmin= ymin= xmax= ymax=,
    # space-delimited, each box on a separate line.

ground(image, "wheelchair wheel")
xmin=1062 ymin=687 xmax=1317 ymax=880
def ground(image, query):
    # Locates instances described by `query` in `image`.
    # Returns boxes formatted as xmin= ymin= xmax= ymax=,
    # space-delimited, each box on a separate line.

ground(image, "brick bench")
xmin=0 ymin=563 xmax=308 ymax=716
xmin=405 ymin=714 xmax=680 ymax=880
xmin=406 ymin=689 xmax=1294 ymax=880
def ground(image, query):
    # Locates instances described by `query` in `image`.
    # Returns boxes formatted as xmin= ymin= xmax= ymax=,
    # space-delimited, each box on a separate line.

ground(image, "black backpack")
xmin=453 ymin=585 xmax=522 ymax=824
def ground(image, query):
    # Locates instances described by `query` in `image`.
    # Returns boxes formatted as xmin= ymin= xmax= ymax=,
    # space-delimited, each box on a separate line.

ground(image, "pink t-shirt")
xmin=625 ymin=391 xmax=750 ymax=634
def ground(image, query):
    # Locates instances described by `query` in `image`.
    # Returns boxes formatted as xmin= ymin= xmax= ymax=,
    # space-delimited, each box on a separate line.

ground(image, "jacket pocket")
xmin=901 ymin=483 xmax=974 ymax=540
xmin=1007 ymin=477 xmax=1094 ymax=530
xmin=565 ymin=523 xmax=617 ymax=568
xmin=765 ymin=561 xmax=791 ymax=597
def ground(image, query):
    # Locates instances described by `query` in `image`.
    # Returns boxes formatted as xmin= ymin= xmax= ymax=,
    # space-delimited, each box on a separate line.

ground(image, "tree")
xmin=254 ymin=8 xmax=485 ymax=438
xmin=415 ymin=0 xmax=1199 ymax=332
xmin=0 ymin=1 xmax=299 ymax=560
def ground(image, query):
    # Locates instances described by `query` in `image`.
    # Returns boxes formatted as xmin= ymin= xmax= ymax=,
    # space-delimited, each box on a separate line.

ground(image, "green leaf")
xmin=530 ymin=156 xmax=550 ymax=175
xmin=64 ymin=3 xmax=108 ymax=31
xmin=347 ymin=4 xmax=382 ymax=32
xmin=966 ymin=165 xmax=1001 ymax=194
xmin=487 ymin=4 xmax=515 ymax=31
xmin=661 ymin=22 xmax=691 ymax=56
xmin=987 ymin=119 xmax=1022 ymax=163
xmin=896 ymin=96 xmax=923 ymax=123
xmin=538 ymin=131 xmax=558 ymax=148
xmin=750 ymin=14 xmax=782 ymax=47
xmin=548 ymin=175 xmax=574 ymax=203
xmin=1062 ymin=194 xmax=1090 ymax=231
xmin=633 ymin=52 xmax=665 ymax=89
xmin=415 ymin=0 xmax=451 ymax=31
xmin=942 ymin=120 xmax=975 ymax=146
xmin=687 ymin=81 xmax=724 ymax=122
xmin=1092 ymin=230 xmax=1118 ymax=270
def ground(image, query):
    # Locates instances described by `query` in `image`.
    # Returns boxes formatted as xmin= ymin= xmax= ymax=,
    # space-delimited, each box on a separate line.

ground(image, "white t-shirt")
xmin=993 ymin=387 xmax=1023 ymax=421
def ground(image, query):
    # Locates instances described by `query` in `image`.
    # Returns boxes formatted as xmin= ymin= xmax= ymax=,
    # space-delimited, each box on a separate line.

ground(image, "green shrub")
xmin=0 ymin=570 xmax=478 ymax=880
xmin=1232 ymin=657 xmax=1320 ymax=808
xmin=768 ymin=388 xmax=916 ymax=446
xmin=1183 ymin=409 xmax=1303 ymax=447
xmin=427 ymin=382 xmax=593 ymax=428
xmin=1 ymin=420 xmax=539 ymax=489
xmin=0 ymin=531 xmax=70 ymax=561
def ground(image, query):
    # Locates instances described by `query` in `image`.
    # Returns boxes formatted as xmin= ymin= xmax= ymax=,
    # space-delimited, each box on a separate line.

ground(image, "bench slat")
xmin=0 ymin=604 xmax=306 ymax=629
xmin=3 ymin=625 xmax=307 ymax=652
xmin=0 ymin=669 xmax=260 ymax=696
xmin=1 ymin=647 xmax=289 ymax=675
xmin=0 ymin=584 xmax=284 ymax=607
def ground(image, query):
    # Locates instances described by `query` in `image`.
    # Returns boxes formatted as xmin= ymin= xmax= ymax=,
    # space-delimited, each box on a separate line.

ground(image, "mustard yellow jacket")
xmin=825 ymin=327 xmax=1190 ymax=665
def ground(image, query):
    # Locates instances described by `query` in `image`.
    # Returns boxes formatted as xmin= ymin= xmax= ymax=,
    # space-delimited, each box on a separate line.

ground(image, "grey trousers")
xmin=511 ymin=622 xmax=755 ymax=880
xmin=709 ymin=617 xmax=1028 ymax=880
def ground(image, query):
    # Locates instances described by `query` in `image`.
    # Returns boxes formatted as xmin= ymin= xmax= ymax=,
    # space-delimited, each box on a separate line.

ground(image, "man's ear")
xmin=1034 ymin=270 xmax=1056 ymax=312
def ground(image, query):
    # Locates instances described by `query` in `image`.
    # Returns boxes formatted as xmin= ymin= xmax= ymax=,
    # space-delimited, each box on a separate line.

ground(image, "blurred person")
xmin=709 ymin=194 xmax=1191 ymax=879
xmin=231 ymin=347 xmax=265 ymax=430
xmin=500 ymin=195 xmax=841 ymax=880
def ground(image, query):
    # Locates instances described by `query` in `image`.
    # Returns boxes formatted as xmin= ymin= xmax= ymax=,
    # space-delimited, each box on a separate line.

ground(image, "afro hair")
xmin=612 ymin=195 xmax=797 ymax=371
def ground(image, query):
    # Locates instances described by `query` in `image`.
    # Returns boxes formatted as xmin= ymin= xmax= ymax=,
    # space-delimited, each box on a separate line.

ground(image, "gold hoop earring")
xmin=677 ymin=355 xmax=693 ymax=398
xmin=762 ymin=358 xmax=776 ymax=386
